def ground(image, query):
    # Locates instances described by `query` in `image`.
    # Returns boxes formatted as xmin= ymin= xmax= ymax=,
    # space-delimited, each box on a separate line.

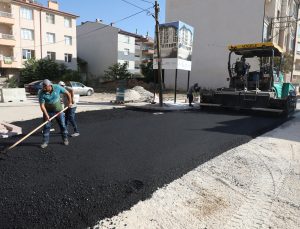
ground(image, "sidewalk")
xmin=0 ymin=94 xmax=194 ymax=122
xmin=0 ymin=94 xmax=123 ymax=123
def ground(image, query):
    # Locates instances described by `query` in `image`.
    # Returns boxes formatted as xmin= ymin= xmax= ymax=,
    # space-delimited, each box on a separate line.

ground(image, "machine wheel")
xmin=283 ymin=96 xmax=296 ymax=117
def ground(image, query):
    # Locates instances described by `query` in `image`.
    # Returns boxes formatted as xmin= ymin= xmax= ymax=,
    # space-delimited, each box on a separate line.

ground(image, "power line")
xmin=121 ymin=0 xmax=150 ymax=11
xmin=137 ymin=0 xmax=154 ymax=4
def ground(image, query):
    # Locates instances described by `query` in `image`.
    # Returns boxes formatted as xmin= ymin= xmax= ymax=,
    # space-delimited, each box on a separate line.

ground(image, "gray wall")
xmin=77 ymin=22 xmax=119 ymax=81
xmin=165 ymin=0 xmax=265 ymax=90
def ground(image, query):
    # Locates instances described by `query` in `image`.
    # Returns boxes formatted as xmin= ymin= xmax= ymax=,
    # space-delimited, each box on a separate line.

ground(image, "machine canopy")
xmin=228 ymin=42 xmax=283 ymax=58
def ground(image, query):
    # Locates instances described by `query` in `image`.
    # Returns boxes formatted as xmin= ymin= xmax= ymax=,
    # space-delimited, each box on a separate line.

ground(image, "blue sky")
xmin=39 ymin=0 xmax=165 ymax=38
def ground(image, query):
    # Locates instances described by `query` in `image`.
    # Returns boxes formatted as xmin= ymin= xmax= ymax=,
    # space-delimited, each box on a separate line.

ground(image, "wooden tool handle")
xmin=7 ymin=107 xmax=69 ymax=151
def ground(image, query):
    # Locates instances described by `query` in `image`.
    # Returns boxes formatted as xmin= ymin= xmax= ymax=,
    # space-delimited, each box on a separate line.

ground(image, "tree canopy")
xmin=20 ymin=59 xmax=81 ymax=86
xmin=103 ymin=63 xmax=132 ymax=81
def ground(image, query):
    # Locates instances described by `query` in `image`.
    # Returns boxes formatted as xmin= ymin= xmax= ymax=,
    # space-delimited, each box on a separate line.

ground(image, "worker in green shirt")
xmin=38 ymin=79 xmax=72 ymax=149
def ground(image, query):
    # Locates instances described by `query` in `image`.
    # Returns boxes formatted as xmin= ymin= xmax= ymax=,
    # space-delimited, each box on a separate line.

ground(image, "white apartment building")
xmin=77 ymin=21 xmax=153 ymax=81
xmin=164 ymin=0 xmax=300 ymax=90
xmin=0 ymin=0 xmax=77 ymax=80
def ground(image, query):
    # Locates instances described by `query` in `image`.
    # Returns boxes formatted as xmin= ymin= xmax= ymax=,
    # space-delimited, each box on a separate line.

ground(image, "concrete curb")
xmin=0 ymin=122 xmax=22 ymax=138
xmin=125 ymin=102 xmax=200 ymax=112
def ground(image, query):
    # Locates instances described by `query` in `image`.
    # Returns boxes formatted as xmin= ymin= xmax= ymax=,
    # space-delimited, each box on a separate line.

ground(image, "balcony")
xmin=141 ymin=57 xmax=153 ymax=63
xmin=0 ymin=33 xmax=16 ymax=46
xmin=0 ymin=56 xmax=18 ymax=68
xmin=142 ymin=49 xmax=154 ymax=55
xmin=0 ymin=11 xmax=14 ymax=24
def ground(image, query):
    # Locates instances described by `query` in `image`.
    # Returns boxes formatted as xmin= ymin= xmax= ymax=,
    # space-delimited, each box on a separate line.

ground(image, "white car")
xmin=67 ymin=81 xmax=94 ymax=96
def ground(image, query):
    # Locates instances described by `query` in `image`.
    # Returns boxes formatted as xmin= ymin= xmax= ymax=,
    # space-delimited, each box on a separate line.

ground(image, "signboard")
xmin=153 ymin=21 xmax=194 ymax=71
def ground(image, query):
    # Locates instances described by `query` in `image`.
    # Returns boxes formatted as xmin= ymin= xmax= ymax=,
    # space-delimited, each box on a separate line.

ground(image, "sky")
xmin=39 ymin=0 xmax=165 ymax=38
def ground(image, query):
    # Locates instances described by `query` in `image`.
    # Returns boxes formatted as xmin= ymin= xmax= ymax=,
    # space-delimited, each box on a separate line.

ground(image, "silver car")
xmin=67 ymin=81 xmax=94 ymax=96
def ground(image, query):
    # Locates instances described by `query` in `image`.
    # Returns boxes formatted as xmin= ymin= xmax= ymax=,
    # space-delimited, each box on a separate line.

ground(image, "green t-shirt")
xmin=39 ymin=84 xmax=67 ymax=112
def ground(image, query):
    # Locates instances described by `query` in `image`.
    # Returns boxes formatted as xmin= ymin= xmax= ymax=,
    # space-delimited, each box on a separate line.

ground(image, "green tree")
xmin=140 ymin=62 xmax=154 ymax=83
xmin=274 ymin=52 xmax=294 ymax=74
xmin=103 ymin=63 xmax=132 ymax=81
xmin=20 ymin=58 xmax=81 ymax=86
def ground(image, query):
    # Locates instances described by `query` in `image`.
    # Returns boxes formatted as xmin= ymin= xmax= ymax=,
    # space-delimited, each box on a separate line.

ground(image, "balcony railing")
xmin=0 ymin=55 xmax=18 ymax=68
xmin=0 ymin=33 xmax=15 ymax=40
xmin=0 ymin=11 xmax=13 ymax=18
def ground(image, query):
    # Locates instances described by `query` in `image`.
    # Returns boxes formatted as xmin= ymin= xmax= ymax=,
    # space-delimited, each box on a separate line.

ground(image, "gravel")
xmin=125 ymin=86 xmax=154 ymax=102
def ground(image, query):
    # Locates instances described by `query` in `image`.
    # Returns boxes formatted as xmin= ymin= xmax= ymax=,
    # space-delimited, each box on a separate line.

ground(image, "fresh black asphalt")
xmin=0 ymin=108 xmax=288 ymax=228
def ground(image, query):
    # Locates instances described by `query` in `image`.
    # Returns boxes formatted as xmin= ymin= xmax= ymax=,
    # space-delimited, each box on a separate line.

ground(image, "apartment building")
xmin=77 ymin=21 xmax=154 ymax=82
xmin=0 ymin=0 xmax=77 ymax=80
xmin=164 ymin=0 xmax=300 ymax=90
xmin=264 ymin=0 xmax=299 ymax=82
xmin=135 ymin=35 xmax=154 ymax=74
xmin=294 ymin=19 xmax=300 ymax=82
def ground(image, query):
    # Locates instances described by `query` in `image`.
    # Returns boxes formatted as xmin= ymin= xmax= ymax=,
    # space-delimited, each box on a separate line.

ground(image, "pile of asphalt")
xmin=0 ymin=109 xmax=287 ymax=228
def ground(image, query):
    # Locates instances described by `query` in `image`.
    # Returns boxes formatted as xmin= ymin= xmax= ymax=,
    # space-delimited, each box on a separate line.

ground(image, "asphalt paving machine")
xmin=200 ymin=42 xmax=297 ymax=115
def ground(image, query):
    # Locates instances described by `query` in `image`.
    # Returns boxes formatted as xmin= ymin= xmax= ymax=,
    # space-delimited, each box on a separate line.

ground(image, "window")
xmin=21 ymin=29 xmax=34 ymax=40
xmin=46 ymin=13 xmax=55 ymax=24
xmin=47 ymin=51 xmax=56 ymax=61
xmin=64 ymin=36 xmax=72 ymax=45
xmin=64 ymin=17 xmax=72 ymax=28
xmin=124 ymin=48 xmax=129 ymax=56
xmin=124 ymin=61 xmax=129 ymax=67
xmin=297 ymin=42 xmax=300 ymax=54
xmin=290 ymin=35 xmax=295 ymax=51
xmin=20 ymin=7 xmax=33 ymax=20
xmin=46 ymin=33 xmax=55 ymax=43
xmin=64 ymin=53 xmax=72 ymax=63
xmin=22 ymin=49 xmax=35 ymax=60
xmin=295 ymin=60 xmax=300 ymax=71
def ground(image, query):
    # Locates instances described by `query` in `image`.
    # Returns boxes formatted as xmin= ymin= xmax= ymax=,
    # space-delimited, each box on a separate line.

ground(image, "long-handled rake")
xmin=1 ymin=107 xmax=68 ymax=154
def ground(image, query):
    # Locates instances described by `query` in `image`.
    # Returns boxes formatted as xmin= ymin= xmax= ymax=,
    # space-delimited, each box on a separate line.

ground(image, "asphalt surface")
xmin=0 ymin=108 xmax=288 ymax=228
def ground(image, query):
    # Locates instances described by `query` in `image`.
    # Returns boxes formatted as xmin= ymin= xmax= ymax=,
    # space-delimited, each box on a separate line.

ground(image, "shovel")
xmin=1 ymin=107 xmax=69 ymax=154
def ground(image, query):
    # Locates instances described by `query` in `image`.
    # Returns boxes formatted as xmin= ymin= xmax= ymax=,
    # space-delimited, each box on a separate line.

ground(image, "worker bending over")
xmin=38 ymin=79 xmax=72 ymax=149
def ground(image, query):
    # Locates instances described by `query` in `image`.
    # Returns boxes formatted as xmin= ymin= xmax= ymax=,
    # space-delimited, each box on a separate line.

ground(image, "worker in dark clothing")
xmin=235 ymin=56 xmax=250 ymax=77
xmin=187 ymin=83 xmax=200 ymax=107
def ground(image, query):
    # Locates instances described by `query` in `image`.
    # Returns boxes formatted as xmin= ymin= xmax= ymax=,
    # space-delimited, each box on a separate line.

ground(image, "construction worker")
xmin=187 ymin=83 xmax=200 ymax=107
xmin=39 ymin=79 xmax=72 ymax=149
xmin=59 ymin=81 xmax=80 ymax=137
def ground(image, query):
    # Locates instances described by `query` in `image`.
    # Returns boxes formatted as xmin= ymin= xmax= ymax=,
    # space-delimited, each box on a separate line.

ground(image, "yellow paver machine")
xmin=200 ymin=42 xmax=297 ymax=115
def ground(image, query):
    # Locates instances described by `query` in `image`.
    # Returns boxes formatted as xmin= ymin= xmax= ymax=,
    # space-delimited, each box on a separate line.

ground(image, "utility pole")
xmin=154 ymin=0 xmax=163 ymax=106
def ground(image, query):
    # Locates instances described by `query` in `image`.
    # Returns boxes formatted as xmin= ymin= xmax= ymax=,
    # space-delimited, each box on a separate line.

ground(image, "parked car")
xmin=24 ymin=80 xmax=43 ymax=95
xmin=66 ymin=81 xmax=94 ymax=96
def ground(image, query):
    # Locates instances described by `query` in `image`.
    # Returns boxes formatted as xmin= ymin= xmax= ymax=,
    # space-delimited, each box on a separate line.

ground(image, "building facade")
xmin=263 ymin=0 xmax=300 ymax=82
xmin=135 ymin=35 xmax=154 ymax=75
xmin=164 ymin=0 xmax=300 ymax=90
xmin=77 ymin=21 xmax=154 ymax=82
xmin=0 ymin=0 xmax=77 ymax=80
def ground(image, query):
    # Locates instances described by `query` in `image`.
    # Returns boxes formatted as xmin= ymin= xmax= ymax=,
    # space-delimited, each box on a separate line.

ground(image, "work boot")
xmin=40 ymin=142 xmax=48 ymax=149
xmin=63 ymin=139 xmax=69 ymax=146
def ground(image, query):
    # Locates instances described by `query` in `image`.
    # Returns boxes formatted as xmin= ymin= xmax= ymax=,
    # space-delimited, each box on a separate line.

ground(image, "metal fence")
xmin=0 ymin=33 xmax=14 ymax=40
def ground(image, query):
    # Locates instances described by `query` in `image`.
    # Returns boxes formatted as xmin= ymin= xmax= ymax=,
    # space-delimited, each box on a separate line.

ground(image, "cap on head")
xmin=42 ymin=79 xmax=52 ymax=86
xmin=58 ymin=81 xmax=65 ymax=87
